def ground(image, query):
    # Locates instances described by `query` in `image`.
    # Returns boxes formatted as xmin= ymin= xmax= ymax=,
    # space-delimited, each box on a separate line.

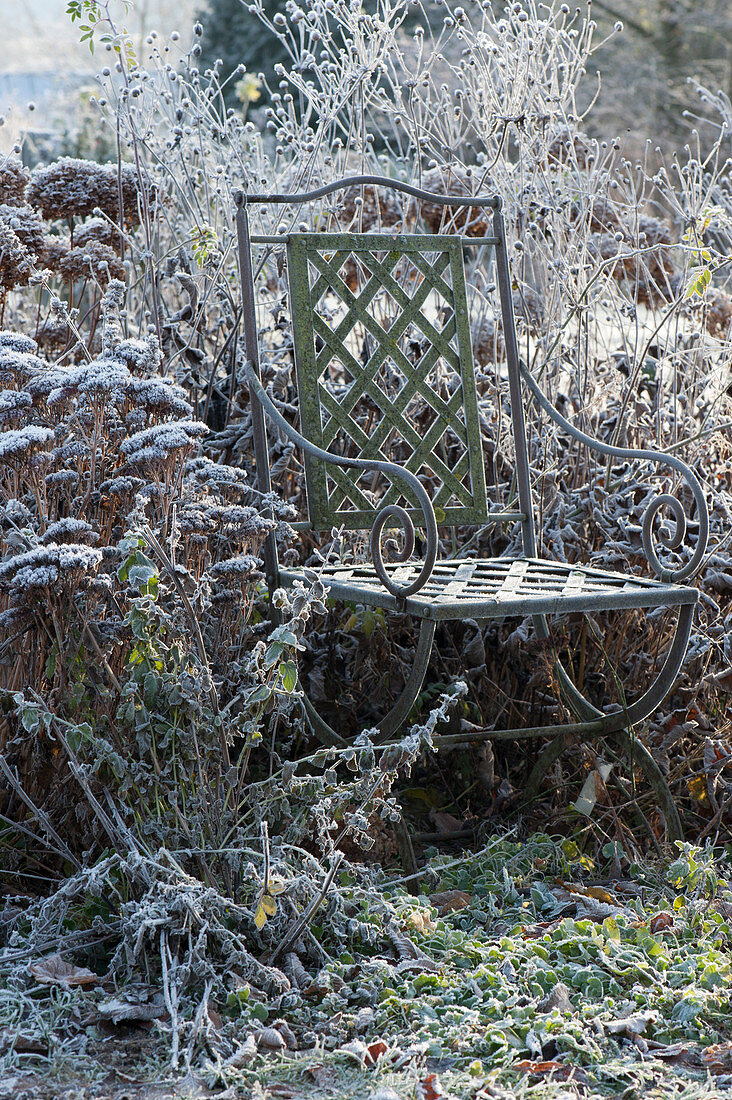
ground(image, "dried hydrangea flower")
xmin=126 ymin=377 xmax=191 ymax=419
xmin=74 ymin=217 xmax=124 ymax=254
xmin=28 ymin=158 xmax=146 ymax=226
xmin=0 ymin=223 xmax=35 ymax=290
xmin=38 ymin=235 xmax=71 ymax=273
xmin=34 ymin=316 xmax=73 ymax=357
xmin=185 ymin=456 xmax=249 ymax=495
xmin=0 ymin=331 xmax=37 ymax=355
xmin=0 ymin=388 xmax=32 ymax=424
xmin=0 ymin=156 xmax=30 ymax=207
xmin=0 ymin=349 xmax=48 ymax=387
xmin=0 ymin=203 xmax=45 ymax=257
xmin=207 ymin=554 xmax=263 ymax=580
xmin=109 ymin=335 xmax=162 ymax=375
xmin=58 ymin=241 xmax=125 ymax=286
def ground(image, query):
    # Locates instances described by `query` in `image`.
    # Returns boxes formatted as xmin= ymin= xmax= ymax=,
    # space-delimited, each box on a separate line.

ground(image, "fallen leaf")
xmin=514 ymin=1060 xmax=573 ymax=1078
xmin=417 ymin=1072 xmax=445 ymax=1099
xmin=271 ymin=1017 xmax=298 ymax=1049
xmin=256 ymin=1026 xmax=285 ymax=1051
xmin=395 ymin=957 xmax=439 ymax=975
xmin=429 ymin=810 xmax=465 ymax=835
xmin=605 ymin=1012 xmax=656 ymax=1036
xmin=687 ymin=776 xmax=710 ymax=807
xmin=649 ymin=911 xmax=674 ymax=933
xmin=308 ymin=1064 xmax=338 ymax=1088
xmin=555 ymin=880 xmax=619 ymax=905
xmin=536 ymin=982 xmax=574 ymax=1014
xmin=29 ymin=954 xmax=99 ymax=988
xmin=97 ymin=996 xmax=168 ymax=1024
xmin=0 ymin=1030 xmax=47 ymax=1054
xmin=365 ymin=1038 xmax=389 ymax=1065
xmin=702 ymin=1041 xmax=732 ymax=1072
xmin=225 ymin=1034 xmax=257 ymax=1069
xmin=406 ymin=909 xmax=435 ymax=934
xmin=429 ymin=890 xmax=472 ymax=916
xmin=573 ymin=764 xmax=613 ymax=816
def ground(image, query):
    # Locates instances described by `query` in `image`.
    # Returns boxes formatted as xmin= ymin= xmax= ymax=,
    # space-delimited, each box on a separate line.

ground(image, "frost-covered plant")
xmin=0 ymin=279 xmax=297 ymax=865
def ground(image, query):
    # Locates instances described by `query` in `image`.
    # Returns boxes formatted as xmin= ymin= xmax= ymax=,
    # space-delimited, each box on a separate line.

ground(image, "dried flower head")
xmin=0 ymin=424 xmax=55 ymax=462
xmin=0 ymin=541 xmax=102 ymax=600
xmin=120 ymin=421 xmax=209 ymax=471
xmin=417 ymin=165 xmax=492 ymax=236
xmin=0 ymin=156 xmax=30 ymax=206
xmin=0 ymin=388 xmax=32 ymax=425
xmin=38 ymin=235 xmax=71 ymax=273
xmin=0 ymin=203 xmax=45 ymax=257
xmin=74 ymin=217 xmax=124 ymax=254
xmin=58 ymin=241 xmax=125 ymax=286
xmin=0 ymin=223 xmax=35 ymax=290
xmin=28 ymin=158 xmax=146 ymax=226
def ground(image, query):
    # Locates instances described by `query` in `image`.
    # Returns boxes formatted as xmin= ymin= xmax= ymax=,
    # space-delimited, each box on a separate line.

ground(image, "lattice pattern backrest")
xmin=287 ymin=233 xmax=489 ymax=530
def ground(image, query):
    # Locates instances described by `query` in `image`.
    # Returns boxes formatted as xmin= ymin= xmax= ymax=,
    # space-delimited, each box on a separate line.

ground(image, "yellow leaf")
xmin=261 ymin=894 xmax=277 ymax=917
xmin=268 ymin=876 xmax=286 ymax=896
xmin=254 ymin=902 xmax=267 ymax=930
xmin=603 ymin=916 xmax=621 ymax=941
xmin=687 ymin=776 xmax=709 ymax=807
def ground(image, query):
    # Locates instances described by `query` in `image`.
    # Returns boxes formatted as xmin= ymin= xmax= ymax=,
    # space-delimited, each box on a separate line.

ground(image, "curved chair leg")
xmin=519 ymin=604 xmax=694 ymax=840
xmin=612 ymin=727 xmax=683 ymax=840
xmin=301 ymin=618 xmax=436 ymax=747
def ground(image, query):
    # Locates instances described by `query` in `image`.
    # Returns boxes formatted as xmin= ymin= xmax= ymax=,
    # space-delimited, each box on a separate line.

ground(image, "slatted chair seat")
xmin=279 ymin=557 xmax=699 ymax=621
xmin=235 ymin=174 xmax=710 ymax=840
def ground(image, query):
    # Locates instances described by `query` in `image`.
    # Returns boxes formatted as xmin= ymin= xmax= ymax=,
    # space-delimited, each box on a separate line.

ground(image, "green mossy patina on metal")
xmin=287 ymin=232 xmax=489 ymax=530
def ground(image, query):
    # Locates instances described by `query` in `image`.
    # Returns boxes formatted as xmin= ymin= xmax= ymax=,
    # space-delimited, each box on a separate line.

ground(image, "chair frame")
xmin=235 ymin=175 xmax=709 ymax=840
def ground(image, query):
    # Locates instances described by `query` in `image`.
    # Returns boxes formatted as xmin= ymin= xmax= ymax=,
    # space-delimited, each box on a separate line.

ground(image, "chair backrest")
xmin=287 ymin=231 xmax=488 ymax=530
xmin=235 ymin=176 xmax=537 ymax=586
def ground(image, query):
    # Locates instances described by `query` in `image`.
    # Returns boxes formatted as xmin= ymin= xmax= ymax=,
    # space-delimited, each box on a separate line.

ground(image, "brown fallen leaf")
xmin=417 ymin=1072 xmax=445 ymax=1099
xmin=702 ymin=1041 xmax=732 ymax=1072
xmin=649 ymin=911 xmax=674 ymax=934
xmin=429 ymin=810 xmax=465 ymax=835
xmin=0 ymin=1030 xmax=47 ymax=1054
xmin=365 ymin=1038 xmax=389 ymax=1066
xmin=395 ymin=957 xmax=439 ymax=975
xmin=605 ymin=1011 xmax=656 ymax=1036
xmin=29 ymin=954 xmax=99 ymax=988
xmin=536 ymin=982 xmax=573 ymax=1014
xmin=429 ymin=890 xmax=472 ymax=916
xmin=554 ymin=880 xmax=619 ymax=905
xmin=256 ymin=1027 xmax=286 ymax=1051
xmin=308 ymin=1063 xmax=338 ymax=1088
xmin=514 ymin=1060 xmax=584 ymax=1081
xmin=225 ymin=1034 xmax=257 ymax=1069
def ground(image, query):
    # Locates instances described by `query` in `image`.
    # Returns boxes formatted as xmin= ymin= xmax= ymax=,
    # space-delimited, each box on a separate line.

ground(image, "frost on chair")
xmin=235 ymin=176 xmax=709 ymax=840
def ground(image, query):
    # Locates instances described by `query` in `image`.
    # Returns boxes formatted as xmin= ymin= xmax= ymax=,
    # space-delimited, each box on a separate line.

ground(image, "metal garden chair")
xmin=235 ymin=175 xmax=709 ymax=839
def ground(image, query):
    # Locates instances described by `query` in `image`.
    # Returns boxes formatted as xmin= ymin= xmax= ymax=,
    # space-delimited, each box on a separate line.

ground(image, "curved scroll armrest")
xmin=244 ymin=361 xmax=438 ymax=598
xmin=520 ymin=362 xmax=709 ymax=583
